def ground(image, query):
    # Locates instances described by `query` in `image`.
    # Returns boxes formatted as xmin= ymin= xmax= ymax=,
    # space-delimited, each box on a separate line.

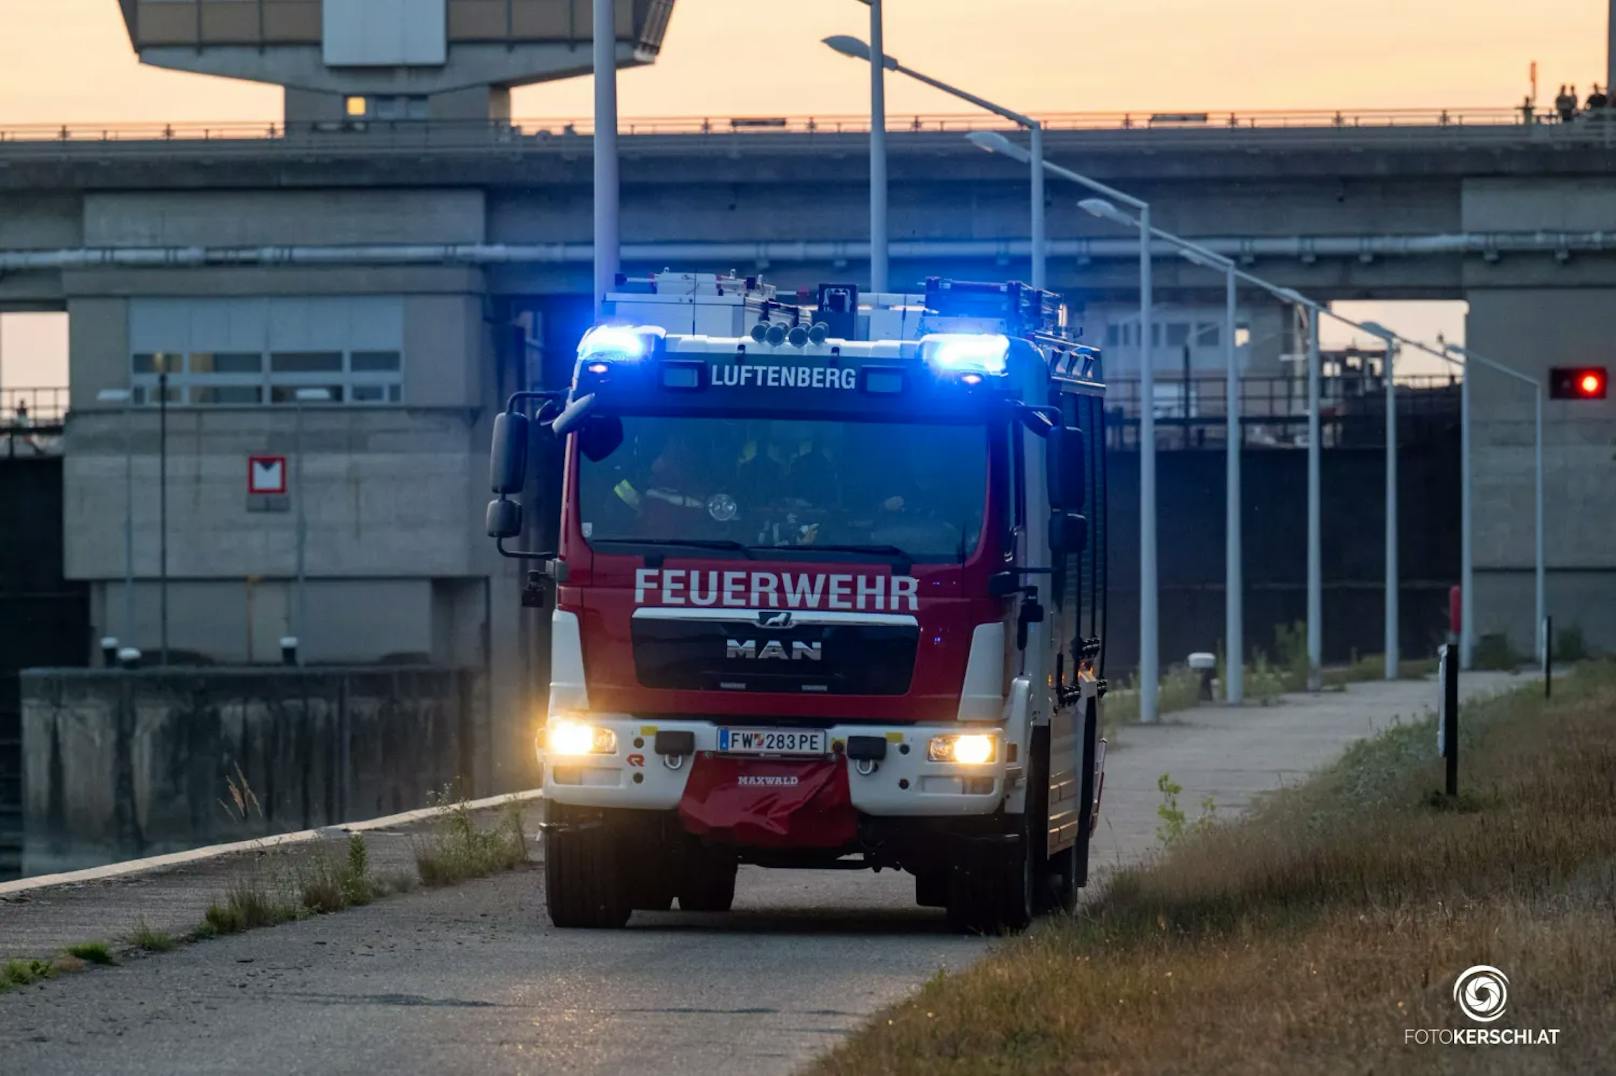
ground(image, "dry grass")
xmin=815 ymin=661 xmax=1616 ymax=1076
xmin=414 ymin=797 xmax=528 ymax=887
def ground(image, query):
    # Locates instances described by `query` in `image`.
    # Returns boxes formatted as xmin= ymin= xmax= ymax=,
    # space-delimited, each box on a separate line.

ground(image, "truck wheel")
xmin=914 ymin=869 xmax=948 ymax=909
xmin=544 ymin=804 xmax=631 ymax=929
xmin=946 ymin=814 xmax=1034 ymax=934
xmin=676 ymin=846 xmax=737 ymax=912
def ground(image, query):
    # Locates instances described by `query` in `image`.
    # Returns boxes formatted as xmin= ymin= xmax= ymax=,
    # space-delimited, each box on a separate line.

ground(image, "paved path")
xmin=0 ymin=672 xmax=1527 ymax=1075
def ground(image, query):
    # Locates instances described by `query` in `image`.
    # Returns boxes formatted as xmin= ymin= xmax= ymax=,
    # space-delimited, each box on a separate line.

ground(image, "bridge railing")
xmin=1104 ymin=373 xmax=1459 ymax=451
xmin=0 ymin=105 xmax=1608 ymax=150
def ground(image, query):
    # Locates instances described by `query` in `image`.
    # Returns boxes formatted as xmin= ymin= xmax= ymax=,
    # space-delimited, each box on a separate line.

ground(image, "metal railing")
xmin=2 ymin=105 xmax=1611 ymax=152
xmin=1103 ymin=374 xmax=1459 ymax=451
xmin=1 ymin=387 xmax=67 ymax=458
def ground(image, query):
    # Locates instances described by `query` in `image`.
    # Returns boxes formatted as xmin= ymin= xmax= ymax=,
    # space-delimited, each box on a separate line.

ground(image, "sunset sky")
xmin=2 ymin=0 xmax=1608 ymax=386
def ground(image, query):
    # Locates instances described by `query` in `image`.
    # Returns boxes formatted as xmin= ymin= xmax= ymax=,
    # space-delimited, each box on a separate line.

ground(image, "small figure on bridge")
xmin=1556 ymin=84 xmax=1577 ymax=123
xmin=1587 ymin=84 xmax=1608 ymax=113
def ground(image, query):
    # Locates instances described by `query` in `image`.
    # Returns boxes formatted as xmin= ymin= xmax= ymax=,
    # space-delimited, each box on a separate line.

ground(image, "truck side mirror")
xmin=1048 ymin=510 xmax=1088 ymax=556
xmin=486 ymin=497 xmax=522 ymax=539
xmin=489 ymin=411 xmax=529 ymax=494
xmin=550 ymin=392 xmax=597 ymax=438
xmin=1045 ymin=425 xmax=1087 ymax=511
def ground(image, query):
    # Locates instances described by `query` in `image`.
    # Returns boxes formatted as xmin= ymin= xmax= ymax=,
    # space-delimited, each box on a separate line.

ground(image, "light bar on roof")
xmin=577 ymin=324 xmax=664 ymax=362
xmin=920 ymin=333 xmax=1011 ymax=377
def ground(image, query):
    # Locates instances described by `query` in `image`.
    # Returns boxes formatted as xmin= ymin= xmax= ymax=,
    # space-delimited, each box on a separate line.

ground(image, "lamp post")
xmin=1167 ymin=245 xmax=1243 ymax=704
xmin=865 ymin=0 xmax=888 ymax=292
xmin=593 ymin=0 xmax=619 ymax=315
xmin=293 ymin=387 xmax=332 ymax=664
xmin=156 ymin=356 xmax=170 ymax=665
xmin=1360 ymin=321 xmax=1401 ymax=679
xmin=97 ymin=388 xmax=135 ymax=649
xmin=825 ymin=37 xmax=1045 ymax=289
xmin=1442 ymin=342 xmax=1545 ymax=663
xmin=962 ymin=133 xmax=1153 ymax=719
xmin=1269 ymin=289 xmax=1325 ymax=691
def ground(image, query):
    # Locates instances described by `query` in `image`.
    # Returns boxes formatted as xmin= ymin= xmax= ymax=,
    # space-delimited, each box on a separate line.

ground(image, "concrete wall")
xmin=22 ymin=666 xmax=481 ymax=876
xmin=1466 ymin=285 xmax=1616 ymax=655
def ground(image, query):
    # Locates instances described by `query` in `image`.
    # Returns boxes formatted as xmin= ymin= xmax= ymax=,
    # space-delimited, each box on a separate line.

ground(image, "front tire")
xmin=544 ymin=803 xmax=631 ymax=929
xmin=676 ymin=845 xmax=737 ymax=912
xmin=945 ymin=811 xmax=1034 ymax=934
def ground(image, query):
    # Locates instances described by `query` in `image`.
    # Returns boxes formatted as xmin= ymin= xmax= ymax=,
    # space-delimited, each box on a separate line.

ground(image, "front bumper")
xmin=540 ymin=715 xmax=1010 ymax=817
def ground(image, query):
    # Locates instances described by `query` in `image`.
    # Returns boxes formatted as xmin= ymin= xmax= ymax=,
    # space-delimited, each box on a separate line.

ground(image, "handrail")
xmin=0 ymin=105 xmax=1605 ymax=147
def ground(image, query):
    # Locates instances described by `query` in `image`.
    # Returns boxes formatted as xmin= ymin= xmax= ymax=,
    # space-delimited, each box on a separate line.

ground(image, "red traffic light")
xmin=1549 ymin=366 xmax=1607 ymax=400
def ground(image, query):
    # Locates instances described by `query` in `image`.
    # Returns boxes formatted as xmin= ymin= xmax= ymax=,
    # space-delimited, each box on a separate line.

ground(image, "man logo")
xmin=726 ymin=639 xmax=823 ymax=661
xmin=758 ymin=611 xmax=793 ymax=629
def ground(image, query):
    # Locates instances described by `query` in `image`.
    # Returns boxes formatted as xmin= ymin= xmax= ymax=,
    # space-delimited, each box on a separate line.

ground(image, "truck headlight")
xmin=547 ymin=718 xmax=617 ymax=756
xmin=927 ymin=732 xmax=998 ymax=765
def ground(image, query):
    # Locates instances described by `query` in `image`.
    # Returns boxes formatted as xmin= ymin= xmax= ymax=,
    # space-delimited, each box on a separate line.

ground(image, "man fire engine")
xmin=486 ymin=272 xmax=1108 ymax=932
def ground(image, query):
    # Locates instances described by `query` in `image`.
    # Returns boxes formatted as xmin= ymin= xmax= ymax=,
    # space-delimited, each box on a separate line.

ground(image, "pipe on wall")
xmin=4 ymin=230 xmax=1616 ymax=271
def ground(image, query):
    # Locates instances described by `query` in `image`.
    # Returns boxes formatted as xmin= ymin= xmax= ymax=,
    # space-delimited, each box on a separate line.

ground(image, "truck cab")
xmin=487 ymin=272 xmax=1108 ymax=932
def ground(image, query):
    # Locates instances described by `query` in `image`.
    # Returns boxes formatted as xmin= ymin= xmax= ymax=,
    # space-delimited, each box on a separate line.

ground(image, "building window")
xmin=345 ymin=95 xmax=369 ymax=118
xmin=131 ymin=348 xmax=402 ymax=407
xmin=129 ymin=296 xmax=405 ymax=407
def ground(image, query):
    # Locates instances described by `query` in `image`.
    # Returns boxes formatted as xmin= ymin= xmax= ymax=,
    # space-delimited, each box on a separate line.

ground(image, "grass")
xmin=0 ymin=959 xmax=57 ymax=994
xmin=814 ymin=661 xmax=1616 ymax=1075
xmin=128 ymin=919 xmax=177 ymax=953
xmin=64 ymin=942 xmax=115 ymax=966
xmin=414 ymin=797 xmax=529 ymax=887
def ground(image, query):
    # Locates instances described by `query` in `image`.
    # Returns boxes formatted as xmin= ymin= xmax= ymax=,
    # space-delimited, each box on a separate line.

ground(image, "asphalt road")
xmin=0 ymin=672 xmax=1524 ymax=1075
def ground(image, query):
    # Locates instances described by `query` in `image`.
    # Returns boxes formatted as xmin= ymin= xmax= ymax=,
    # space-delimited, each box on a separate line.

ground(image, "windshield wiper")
xmin=592 ymin=537 xmax=754 ymax=558
xmin=748 ymin=542 xmax=913 ymax=571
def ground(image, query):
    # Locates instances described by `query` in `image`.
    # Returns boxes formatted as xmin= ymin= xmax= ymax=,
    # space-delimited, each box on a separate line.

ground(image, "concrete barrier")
xmin=21 ymin=665 xmax=482 ymax=876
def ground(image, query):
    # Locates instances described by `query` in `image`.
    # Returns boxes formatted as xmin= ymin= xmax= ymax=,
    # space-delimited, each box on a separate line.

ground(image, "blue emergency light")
xmin=577 ymin=324 xmax=662 ymax=364
xmin=919 ymin=333 xmax=1011 ymax=377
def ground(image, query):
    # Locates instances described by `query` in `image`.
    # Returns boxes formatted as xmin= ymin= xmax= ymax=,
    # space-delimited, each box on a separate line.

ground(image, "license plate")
xmin=717 ymin=728 xmax=829 ymax=756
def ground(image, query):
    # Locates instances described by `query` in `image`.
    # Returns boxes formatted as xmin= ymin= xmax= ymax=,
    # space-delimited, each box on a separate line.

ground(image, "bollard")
xmin=100 ymin=636 xmax=119 ymax=667
xmin=116 ymin=646 xmax=142 ymax=669
xmin=280 ymin=635 xmax=299 ymax=667
xmin=1188 ymin=651 xmax=1217 ymax=702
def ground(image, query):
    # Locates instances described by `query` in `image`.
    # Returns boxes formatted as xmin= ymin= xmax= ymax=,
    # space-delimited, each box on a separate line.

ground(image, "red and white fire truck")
xmin=486 ymin=272 xmax=1108 ymax=932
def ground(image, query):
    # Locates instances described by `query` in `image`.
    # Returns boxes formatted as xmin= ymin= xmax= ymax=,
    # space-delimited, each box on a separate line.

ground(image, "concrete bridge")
xmin=1 ymin=114 xmax=1612 ymax=792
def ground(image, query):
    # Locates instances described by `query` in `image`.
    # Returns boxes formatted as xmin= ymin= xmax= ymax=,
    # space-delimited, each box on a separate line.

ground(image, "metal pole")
xmin=1029 ymin=122 xmax=1045 ymax=290
xmin=158 ymin=368 xmax=169 ymax=665
xmin=1138 ymin=207 xmax=1158 ymax=722
xmin=295 ymin=396 xmax=306 ymax=664
xmin=1306 ymin=309 xmax=1322 ymax=690
xmin=592 ymin=0 xmax=619 ymax=316
xmin=1459 ymin=361 xmax=1474 ymax=669
xmin=1223 ymin=266 xmax=1242 ymax=703
xmin=1608 ymin=0 xmax=1616 ymax=110
xmin=1534 ymin=385 xmax=1546 ymax=661
xmin=867 ymin=0 xmax=888 ymax=294
xmin=1384 ymin=340 xmax=1399 ymax=679
xmin=124 ymin=403 xmax=134 ymax=644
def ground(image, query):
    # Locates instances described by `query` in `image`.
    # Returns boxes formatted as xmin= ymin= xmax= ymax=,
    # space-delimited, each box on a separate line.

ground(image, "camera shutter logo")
xmin=1453 ymin=965 xmax=1509 ymax=1023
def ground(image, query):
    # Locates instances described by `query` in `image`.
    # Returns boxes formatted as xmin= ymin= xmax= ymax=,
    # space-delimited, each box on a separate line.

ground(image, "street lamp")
xmin=864 ymin=1 xmax=888 ymax=292
xmin=97 ymin=388 xmax=135 ymax=653
xmin=293 ymin=386 xmax=332 ymax=664
xmin=593 ymin=0 xmax=619 ymax=315
xmin=824 ymin=37 xmax=1045 ymax=289
xmin=1360 ymin=320 xmax=1401 ymax=679
xmin=1442 ymin=342 xmax=1546 ymax=664
xmin=968 ymin=135 xmax=1156 ymax=719
xmin=1270 ymin=288 xmax=1325 ymax=691
xmin=1173 ymin=245 xmax=1244 ymax=704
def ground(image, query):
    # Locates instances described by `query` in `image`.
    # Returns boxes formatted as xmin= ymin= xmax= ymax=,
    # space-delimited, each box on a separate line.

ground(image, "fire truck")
xmin=486 ymin=272 xmax=1108 ymax=932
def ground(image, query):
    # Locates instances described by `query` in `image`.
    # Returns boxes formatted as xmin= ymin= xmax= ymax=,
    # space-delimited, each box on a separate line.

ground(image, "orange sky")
xmin=3 ymin=0 xmax=1605 ymax=386
xmin=0 ymin=0 xmax=1608 ymax=125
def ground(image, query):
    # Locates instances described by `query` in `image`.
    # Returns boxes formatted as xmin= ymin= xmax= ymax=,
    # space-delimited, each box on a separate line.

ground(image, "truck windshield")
xmin=577 ymin=415 xmax=989 ymax=561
